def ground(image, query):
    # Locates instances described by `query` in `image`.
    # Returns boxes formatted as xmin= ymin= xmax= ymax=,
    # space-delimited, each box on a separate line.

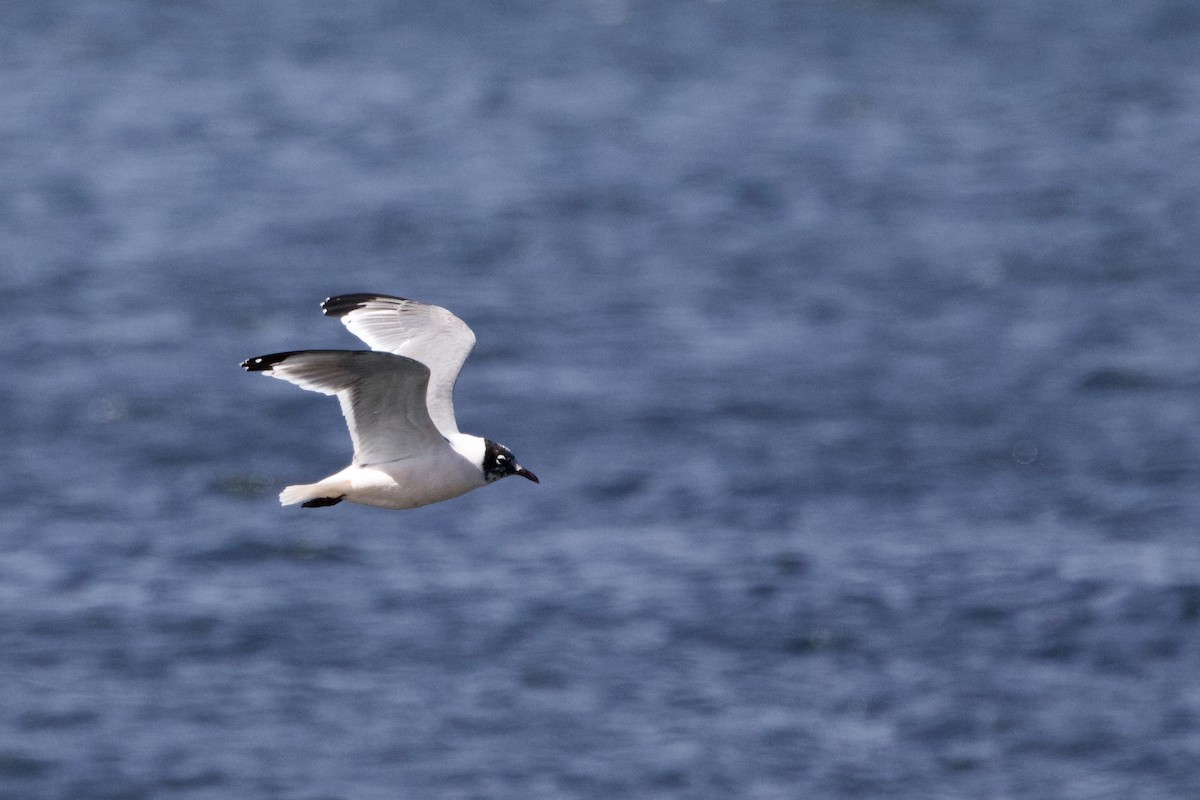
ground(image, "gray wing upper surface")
xmin=321 ymin=294 xmax=475 ymax=437
xmin=242 ymin=350 xmax=447 ymax=466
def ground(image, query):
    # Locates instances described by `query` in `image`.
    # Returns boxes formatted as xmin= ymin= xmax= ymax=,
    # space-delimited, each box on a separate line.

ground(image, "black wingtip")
xmin=241 ymin=351 xmax=305 ymax=372
xmin=321 ymin=293 xmax=411 ymax=318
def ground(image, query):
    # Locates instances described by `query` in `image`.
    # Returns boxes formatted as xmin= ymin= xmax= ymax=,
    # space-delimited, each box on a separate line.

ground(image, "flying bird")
xmin=241 ymin=294 xmax=538 ymax=509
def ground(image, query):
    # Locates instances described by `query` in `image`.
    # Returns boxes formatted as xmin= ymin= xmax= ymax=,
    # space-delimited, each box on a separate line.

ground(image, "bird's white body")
xmin=242 ymin=294 xmax=537 ymax=510
xmin=279 ymin=433 xmax=488 ymax=509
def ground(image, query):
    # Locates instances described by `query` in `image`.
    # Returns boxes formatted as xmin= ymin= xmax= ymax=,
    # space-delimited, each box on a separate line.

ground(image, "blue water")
xmin=4 ymin=1 xmax=1200 ymax=797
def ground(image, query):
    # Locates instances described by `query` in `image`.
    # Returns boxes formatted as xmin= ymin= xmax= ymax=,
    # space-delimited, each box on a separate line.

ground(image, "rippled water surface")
xmin=4 ymin=2 xmax=1200 ymax=798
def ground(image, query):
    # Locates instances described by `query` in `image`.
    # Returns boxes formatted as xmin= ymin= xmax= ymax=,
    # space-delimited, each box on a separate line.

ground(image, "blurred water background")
xmin=3 ymin=1 xmax=1200 ymax=798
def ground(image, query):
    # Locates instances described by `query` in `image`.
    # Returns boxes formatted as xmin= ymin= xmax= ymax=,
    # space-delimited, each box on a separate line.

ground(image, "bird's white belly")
xmin=343 ymin=455 xmax=486 ymax=510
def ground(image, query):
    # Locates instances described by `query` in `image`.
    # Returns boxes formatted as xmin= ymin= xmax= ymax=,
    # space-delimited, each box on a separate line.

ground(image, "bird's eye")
xmin=497 ymin=454 xmax=508 ymax=463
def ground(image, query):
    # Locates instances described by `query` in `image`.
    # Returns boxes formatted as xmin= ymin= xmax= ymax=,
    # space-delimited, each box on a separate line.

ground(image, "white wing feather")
xmin=242 ymin=350 xmax=446 ymax=466
xmin=321 ymin=294 xmax=475 ymax=437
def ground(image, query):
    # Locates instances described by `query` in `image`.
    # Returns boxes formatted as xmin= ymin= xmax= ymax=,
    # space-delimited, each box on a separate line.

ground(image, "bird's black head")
xmin=482 ymin=439 xmax=539 ymax=484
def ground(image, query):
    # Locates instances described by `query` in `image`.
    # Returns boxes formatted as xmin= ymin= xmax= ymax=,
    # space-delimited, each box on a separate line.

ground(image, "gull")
xmin=241 ymin=293 xmax=538 ymax=509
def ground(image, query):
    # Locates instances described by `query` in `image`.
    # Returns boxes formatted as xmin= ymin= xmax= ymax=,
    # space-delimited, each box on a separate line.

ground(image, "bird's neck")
xmin=447 ymin=432 xmax=487 ymax=467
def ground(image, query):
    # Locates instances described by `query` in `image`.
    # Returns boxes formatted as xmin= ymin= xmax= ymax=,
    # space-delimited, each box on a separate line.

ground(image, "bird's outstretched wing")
xmin=320 ymin=294 xmax=476 ymax=437
xmin=241 ymin=350 xmax=446 ymax=466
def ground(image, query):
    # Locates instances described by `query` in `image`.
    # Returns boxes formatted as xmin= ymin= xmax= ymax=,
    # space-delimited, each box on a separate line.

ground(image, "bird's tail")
xmin=280 ymin=481 xmax=349 ymax=507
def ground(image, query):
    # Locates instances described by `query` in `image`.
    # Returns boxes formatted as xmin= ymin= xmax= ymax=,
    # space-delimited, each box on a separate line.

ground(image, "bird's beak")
xmin=515 ymin=465 xmax=539 ymax=483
